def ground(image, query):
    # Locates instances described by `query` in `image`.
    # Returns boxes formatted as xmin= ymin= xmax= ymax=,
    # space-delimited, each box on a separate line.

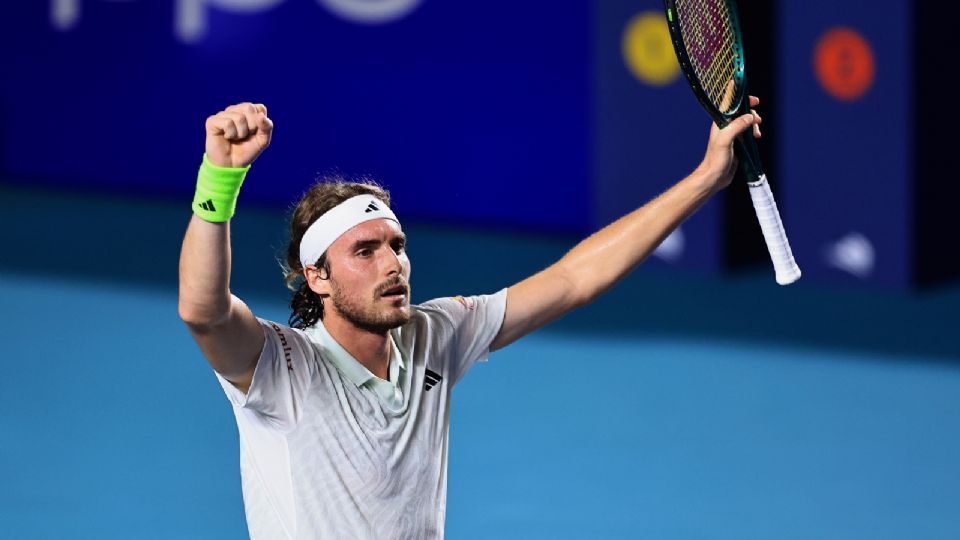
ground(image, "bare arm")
xmin=178 ymin=102 xmax=274 ymax=393
xmin=490 ymin=98 xmax=763 ymax=351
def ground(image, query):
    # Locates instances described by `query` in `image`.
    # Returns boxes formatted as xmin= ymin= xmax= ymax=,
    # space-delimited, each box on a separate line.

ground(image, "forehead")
xmin=329 ymin=219 xmax=404 ymax=250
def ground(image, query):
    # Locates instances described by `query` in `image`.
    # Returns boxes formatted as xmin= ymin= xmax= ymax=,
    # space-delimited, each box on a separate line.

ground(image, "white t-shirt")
xmin=215 ymin=290 xmax=508 ymax=539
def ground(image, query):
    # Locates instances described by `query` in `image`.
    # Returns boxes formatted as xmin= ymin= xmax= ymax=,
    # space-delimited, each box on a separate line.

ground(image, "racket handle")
xmin=747 ymin=174 xmax=801 ymax=285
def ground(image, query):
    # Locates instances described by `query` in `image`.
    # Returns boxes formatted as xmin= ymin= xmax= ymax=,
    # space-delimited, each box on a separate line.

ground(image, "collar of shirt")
xmin=304 ymin=321 xmax=407 ymax=410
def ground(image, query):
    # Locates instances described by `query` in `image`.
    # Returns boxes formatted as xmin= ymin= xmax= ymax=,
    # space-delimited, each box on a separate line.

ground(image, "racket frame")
xmin=664 ymin=0 xmax=747 ymax=125
xmin=664 ymin=0 xmax=764 ymax=180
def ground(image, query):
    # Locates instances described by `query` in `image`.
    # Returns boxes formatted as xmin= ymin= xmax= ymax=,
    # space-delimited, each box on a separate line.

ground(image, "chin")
xmin=395 ymin=305 xmax=412 ymax=319
xmin=388 ymin=307 xmax=412 ymax=326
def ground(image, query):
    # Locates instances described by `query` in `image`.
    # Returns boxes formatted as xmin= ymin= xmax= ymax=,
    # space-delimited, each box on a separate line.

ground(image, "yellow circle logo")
xmin=622 ymin=11 xmax=680 ymax=86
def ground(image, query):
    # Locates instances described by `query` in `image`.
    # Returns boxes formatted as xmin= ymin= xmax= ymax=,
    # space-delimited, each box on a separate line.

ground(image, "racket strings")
xmin=675 ymin=0 xmax=742 ymax=114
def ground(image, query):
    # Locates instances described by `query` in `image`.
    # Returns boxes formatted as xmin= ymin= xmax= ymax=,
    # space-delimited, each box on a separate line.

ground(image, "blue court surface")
xmin=3 ymin=269 xmax=960 ymax=539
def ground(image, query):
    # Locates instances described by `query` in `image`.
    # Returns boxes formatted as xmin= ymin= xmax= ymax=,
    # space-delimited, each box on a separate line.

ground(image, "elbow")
xmin=178 ymin=301 xmax=208 ymax=328
xmin=571 ymin=286 xmax=596 ymax=310
xmin=178 ymin=296 xmax=230 ymax=330
xmin=554 ymin=265 xmax=595 ymax=309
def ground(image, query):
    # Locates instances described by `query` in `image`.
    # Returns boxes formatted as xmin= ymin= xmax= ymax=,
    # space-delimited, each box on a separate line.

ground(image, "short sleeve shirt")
xmin=214 ymin=290 xmax=508 ymax=539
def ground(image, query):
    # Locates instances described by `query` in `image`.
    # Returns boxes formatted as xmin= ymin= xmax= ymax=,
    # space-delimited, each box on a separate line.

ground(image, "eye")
xmin=356 ymin=248 xmax=373 ymax=258
xmin=392 ymin=239 xmax=406 ymax=254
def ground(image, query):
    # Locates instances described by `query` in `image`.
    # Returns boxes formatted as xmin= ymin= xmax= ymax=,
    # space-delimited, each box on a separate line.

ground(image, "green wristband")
xmin=192 ymin=154 xmax=250 ymax=222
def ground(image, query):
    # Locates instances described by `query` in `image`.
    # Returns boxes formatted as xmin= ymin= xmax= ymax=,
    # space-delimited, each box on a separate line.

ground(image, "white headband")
xmin=298 ymin=194 xmax=400 ymax=268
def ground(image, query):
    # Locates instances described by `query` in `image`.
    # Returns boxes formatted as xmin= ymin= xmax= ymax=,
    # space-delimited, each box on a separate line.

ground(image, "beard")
xmin=329 ymin=276 xmax=412 ymax=334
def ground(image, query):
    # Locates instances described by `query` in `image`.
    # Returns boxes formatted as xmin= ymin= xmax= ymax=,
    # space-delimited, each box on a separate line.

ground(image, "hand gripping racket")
xmin=664 ymin=0 xmax=801 ymax=285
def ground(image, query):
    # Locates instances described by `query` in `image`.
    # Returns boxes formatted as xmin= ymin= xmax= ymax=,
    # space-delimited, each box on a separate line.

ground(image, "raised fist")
xmin=205 ymin=102 xmax=273 ymax=168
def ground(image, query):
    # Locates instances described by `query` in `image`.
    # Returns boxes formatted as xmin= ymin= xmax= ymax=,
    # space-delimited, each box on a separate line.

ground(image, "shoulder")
xmin=258 ymin=317 xmax=306 ymax=342
xmin=403 ymin=290 xmax=508 ymax=334
xmin=412 ymin=293 xmax=488 ymax=324
xmin=256 ymin=317 xmax=318 ymax=360
xmin=417 ymin=290 xmax=506 ymax=314
xmin=415 ymin=295 xmax=476 ymax=318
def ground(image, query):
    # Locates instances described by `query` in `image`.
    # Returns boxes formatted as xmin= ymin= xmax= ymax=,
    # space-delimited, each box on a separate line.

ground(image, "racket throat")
xmin=734 ymin=135 xmax=765 ymax=181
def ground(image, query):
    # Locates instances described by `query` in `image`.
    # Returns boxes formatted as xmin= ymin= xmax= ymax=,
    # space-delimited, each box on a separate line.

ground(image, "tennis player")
xmin=178 ymin=99 xmax=762 ymax=539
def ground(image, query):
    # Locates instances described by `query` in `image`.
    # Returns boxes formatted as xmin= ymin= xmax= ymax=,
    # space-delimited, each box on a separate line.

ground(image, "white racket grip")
xmin=748 ymin=174 xmax=801 ymax=285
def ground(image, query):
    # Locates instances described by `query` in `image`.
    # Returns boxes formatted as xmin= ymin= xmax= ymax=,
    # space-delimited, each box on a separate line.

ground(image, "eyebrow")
xmin=349 ymin=233 xmax=406 ymax=251
xmin=350 ymin=239 xmax=381 ymax=251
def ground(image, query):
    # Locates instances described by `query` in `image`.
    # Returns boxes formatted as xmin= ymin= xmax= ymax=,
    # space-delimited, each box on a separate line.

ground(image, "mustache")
xmin=374 ymin=276 xmax=410 ymax=297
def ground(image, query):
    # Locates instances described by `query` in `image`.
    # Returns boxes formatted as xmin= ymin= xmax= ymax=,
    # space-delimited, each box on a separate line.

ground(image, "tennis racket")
xmin=664 ymin=0 xmax=801 ymax=285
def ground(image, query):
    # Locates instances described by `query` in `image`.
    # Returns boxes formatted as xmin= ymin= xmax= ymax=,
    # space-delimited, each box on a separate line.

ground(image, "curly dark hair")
xmin=285 ymin=176 xmax=391 ymax=329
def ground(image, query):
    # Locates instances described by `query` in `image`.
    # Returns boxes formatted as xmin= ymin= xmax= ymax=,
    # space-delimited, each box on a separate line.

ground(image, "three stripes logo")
xmin=198 ymin=199 xmax=217 ymax=212
xmin=365 ymin=201 xmax=380 ymax=213
xmin=424 ymin=368 xmax=442 ymax=392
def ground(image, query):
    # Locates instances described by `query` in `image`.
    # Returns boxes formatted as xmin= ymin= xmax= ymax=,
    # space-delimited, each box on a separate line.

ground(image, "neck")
xmin=321 ymin=314 xmax=392 ymax=380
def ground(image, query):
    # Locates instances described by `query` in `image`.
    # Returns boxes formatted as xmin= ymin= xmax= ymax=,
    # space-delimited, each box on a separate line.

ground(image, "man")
xmin=178 ymin=99 xmax=762 ymax=538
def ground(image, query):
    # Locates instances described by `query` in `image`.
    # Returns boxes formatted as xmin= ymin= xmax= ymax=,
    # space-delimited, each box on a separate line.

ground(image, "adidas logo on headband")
xmin=365 ymin=202 xmax=380 ymax=213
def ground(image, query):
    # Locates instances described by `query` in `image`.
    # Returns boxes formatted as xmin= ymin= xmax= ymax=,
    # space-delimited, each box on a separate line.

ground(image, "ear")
xmin=304 ymin=266 xmax=332 ymax=297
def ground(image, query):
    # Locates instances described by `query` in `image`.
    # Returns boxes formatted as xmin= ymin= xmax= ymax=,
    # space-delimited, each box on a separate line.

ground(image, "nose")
xmin=382 ymin=245 xmax=403 ymax=277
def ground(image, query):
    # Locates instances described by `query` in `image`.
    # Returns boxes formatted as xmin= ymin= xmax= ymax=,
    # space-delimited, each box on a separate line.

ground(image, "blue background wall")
xmin=779 ymin=0 xmax=914 ymax=287
xmin=2 ymin=0 xmax=593 ymax=232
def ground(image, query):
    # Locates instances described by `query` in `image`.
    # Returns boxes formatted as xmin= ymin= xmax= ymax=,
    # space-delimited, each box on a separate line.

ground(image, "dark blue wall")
xmin=779 ymin=0 xmax=913 ymax=286
xmin=1 ymin=0 xmax=593 ymax=231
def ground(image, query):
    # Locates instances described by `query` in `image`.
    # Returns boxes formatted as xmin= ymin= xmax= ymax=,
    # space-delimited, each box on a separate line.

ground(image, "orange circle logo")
xmin=813 ymin=27 xmax=875 ymax=101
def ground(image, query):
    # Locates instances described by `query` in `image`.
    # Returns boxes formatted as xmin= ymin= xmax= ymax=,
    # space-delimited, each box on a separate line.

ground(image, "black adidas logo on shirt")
xmin=198 ymin=199 xmax=217 ymax=212
xmin=424 ymin=369 xmax=442 ymax=391
xmin=365 ymin=201 xmax=380 ymax=213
